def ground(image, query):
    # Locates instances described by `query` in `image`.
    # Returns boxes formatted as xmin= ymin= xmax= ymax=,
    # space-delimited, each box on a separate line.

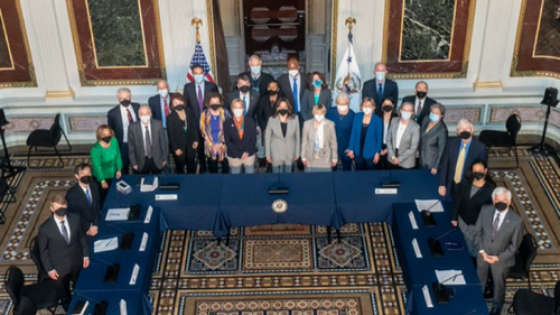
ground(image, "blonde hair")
xmin=95 ymin=124 xmax=114 ymax=141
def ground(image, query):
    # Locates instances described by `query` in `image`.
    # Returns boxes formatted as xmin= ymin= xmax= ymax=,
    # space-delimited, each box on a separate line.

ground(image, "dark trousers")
xmin=120 ymin=143 xmax=130 ymax=175
xmin=197 ymin=136 xmax=207 ymax=173
xmin=57 ymin=266 xmax=81 ymax=308
xmin=173 ymin=152 xmax=197 ymax=174
xmin=99 ymin=178 xmax=113 ymax=205
xmin=354 ymin=156 xmax=376 ymax=170
xmin=135 ymin=157 xmax=162 ymax=175
xmin=207 ymin=158 xmax=228 ymax=174
xmin=333 ymin=156 xmax=353 ymax=171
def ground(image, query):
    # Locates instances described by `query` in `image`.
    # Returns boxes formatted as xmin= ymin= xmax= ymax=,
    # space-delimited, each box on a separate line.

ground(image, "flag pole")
xmin=191 ymin=17 xmax=203 ymax=44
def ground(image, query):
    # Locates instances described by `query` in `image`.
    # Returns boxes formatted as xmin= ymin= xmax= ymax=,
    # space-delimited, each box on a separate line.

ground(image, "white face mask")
xmin=140 ymin=115 xmax=151 ymax=124
xmin=251 ymin=66 xmax=261 ymax=75
xmin=401 ymin=111 xmax=412 ymax=120
xmin=289 ymin=70 xmax=299 ymax=77
xmin=363 ymin=108 xmax=373 ymax=115
xmin=158 ymin=89 xmax=168 ymax=98
xmin=314 ymin=114 xmax=324 ymax=122
xmin=233 ymin=109 xmax=244 ymax=117
xmin=375 ymin=72 xmax=386 ymax=82
xmin=337 ymin=105 xmax=348 ymax=112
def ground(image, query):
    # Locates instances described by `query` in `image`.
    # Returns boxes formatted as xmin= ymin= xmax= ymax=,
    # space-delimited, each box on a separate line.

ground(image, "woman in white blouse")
xmin=301 ymin=104 xmax=338 ymax=172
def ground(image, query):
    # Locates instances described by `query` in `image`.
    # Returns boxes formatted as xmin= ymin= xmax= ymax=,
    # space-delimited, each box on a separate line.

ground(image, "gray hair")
xmin=138 ymin=104 xmax=152 ymax=115
xmin=335 ymin=92 xmax=349 ymax=105
xmin=492 ymin=187 xmax=512 ymax=201
xmin=117 ymin=87 xmax=131 ymax=97
xmin=457 ymin=118 xmax=474 ymax=131
xmin=400 ymin=102 xmax=414 ymax=111
xmin=430 ymin=103 xmax=446 ymax=116
xmin=248 ymin=55 xmax=262 ymax=64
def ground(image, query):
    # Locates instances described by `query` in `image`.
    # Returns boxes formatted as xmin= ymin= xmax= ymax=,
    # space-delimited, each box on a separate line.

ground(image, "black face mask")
xmin=473 ymin=172 xmax=485 ymax=180
xmin=55 ymin=207 xmax=67 ymax=217
xmin=495 ymin=202 xmax=508 ymax=212
xmin=240 ymin=86 xmax=250 ymax=93
xmin=120 ymin=100 xmax=131 ymax=107
xmin=102 ymin=136 xmax=112 ymax=143
xmin=382 ymin=105 xmax=393 ymax=113
xmin=175 ymin=105 xmax=186 ymax=112
xmin=268 ymin=90 xmax=279 ymax=96
xmin=80 ymin=175 xmax=92 ymax=185
xmin=210 ymin=104 xmax=221 ymax=111
xmin=278 ymin=109 xmax=289 ymax=116
xmin=459 ymin=131 xmax=471 ymax=140
xmin=416 ymin=91 xmax=427 ymax=99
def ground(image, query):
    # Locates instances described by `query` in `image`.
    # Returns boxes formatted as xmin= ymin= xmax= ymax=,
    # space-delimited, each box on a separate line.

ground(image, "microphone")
xmin=381 ymin=163 xmax=401 ymax=188
xmin=106 ymin=223 xmax=135 ymax=251
xmin=159 ymin=172 xmax=180 ymax=190
xmin=421 ymin=201 xmax=441 ymax=227
xmin=465 ymin=309 xmax=477 ymax=315
xmin=73 ymin=292 xmax=108 ymax=315
xmin=269 ymin=165 xmax=289 ymax=195
xmin=432 ymin=272 xmax=462 ymax=304
xmin=91 ymin=257 xmax=120 ymax=283
xmin=428 ymin=228 xmax=457 ymax=257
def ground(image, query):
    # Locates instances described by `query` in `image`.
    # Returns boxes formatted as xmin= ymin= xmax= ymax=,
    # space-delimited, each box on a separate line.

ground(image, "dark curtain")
xmin=212 ymin=0 xmax=231 ymax=93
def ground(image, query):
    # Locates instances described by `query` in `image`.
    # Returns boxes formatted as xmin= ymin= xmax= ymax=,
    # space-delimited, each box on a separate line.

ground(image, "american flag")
xmin=186 ymin=42 xmax=215 ymax=84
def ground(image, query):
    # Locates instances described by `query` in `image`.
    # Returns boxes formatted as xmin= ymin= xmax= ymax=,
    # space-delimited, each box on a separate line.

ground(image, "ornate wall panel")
xmin=382 ymin=0 xmax=476 ymax=79
xmin=512 ymin=0 xmax=560 ymax=78
xmin=66 ymin=0 xmax=166 ymax=86
xmin=0 ymin=0 xmax=36 ymax=88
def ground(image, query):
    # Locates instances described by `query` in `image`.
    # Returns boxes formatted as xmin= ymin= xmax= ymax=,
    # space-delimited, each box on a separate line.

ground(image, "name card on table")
xmin=409 ymin=211 xmax=418 ymax=230
xmin=412 ymin=238 xmax=422 ymax=258
xmin=375 ymin=188 xmax=398 ymax=194
xmin=155 ymin=194 xmax=177 ymax=201
xmin=144 ymin=206 xmax=153 ymax=224
xmin=129 ymin=264 xmax=139 ymax=285
xmin=120 ymin=299 xmax=128 ymax=315
xmin=139 ymin=232 xmax=148 ymax=252
xmin=422 ymin=285 xmax=434 ymax=308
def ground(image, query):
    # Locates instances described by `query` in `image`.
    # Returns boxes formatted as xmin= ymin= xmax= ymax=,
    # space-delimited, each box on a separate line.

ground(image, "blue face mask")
xmin=429 ymin=113 xmax=440 ymax=122
xmin=251 ymin=66 xmax=261 ymax=75
xmin=194 ymin=74 xmax=204 ymax=84
xmin=312 ymin=80 xmax=323 ymax=88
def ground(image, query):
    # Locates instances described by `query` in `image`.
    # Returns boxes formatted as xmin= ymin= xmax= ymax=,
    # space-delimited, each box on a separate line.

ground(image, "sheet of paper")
xmin=412 ymin=238 xmax=422 ymax=258
xmin=139 ymin=232 xmax=148 ymax=252
xmin=93 ymin=237 xmax=119 ymax=253
xmin=415 ymin=199 xmax=444 ymax=213
xmin=120 ymin=299 xmax=128 ymax=315
xmin=422 ymin=285 xmax=434 ymax=308
xmin=409 ymin=211 xmax=418 ymax=230
xmin=129 ymin=264 xmax=140 ymax=285
xmin=105 ymin=208 xmax=130 ymax=221
xmin=436 ymin=269 xmax=466 ymax=285
xmin=144 ymin=206 xmax=153 ymax=224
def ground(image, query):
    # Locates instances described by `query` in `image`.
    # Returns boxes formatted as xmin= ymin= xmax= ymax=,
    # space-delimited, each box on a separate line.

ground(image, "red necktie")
xmin=126 ymin=109 xmax=133 ymax=124
xmin=163 ymin=98 xmax=169 ymax=117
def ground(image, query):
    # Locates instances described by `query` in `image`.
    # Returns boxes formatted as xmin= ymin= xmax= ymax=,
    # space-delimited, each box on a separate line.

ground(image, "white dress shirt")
xmin=395 ymin=121 xmax=407 ymax=149
xmin=119 ymin=105 xmax=137 ymax=143
xmin=289 ymin=74 xmax=301 ymax=105
xmin=493 ymin=209 xmax=508 ymax=231
xmin=239 ymin=92 xmax=251 ymax=113
xmin=196 ymin=82 xmax=205 ymax=96
xmin=415 ymin=97 xmax=425 ymax=116
xmin=141 ymin=122 xmax=153 ymax=156
xmin=54 ymin=215 xmax=71 ymax=243
xmin=159 ymin=95 xmax=171 ymax=128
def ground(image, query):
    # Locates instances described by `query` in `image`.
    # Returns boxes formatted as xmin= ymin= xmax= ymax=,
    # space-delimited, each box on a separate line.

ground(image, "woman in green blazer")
xmin=90 ymin=124 xmax=122 ymax=203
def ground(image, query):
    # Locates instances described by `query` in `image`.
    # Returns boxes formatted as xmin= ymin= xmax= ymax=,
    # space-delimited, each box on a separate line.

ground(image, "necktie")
xmin=454 ymin=145 xmax=466 ymax=184
xmin=85 ymin=187 xmax=92 ymax=206
xmin=377 ymin=83 xmax=383 ymax=102
xmin=163 ymin=98 xmax=169 ymax=118
xmin=417 ymin=100 xmax=422 ymax=116
xmin=197 ymin=86 xmax=204 ymax=113
xmin=60 ymin=221 xmax=69 ymax=244
xmin=126 ymin=109 xmax=133 ymax=124
xmin=144 ymin=126 xmax=152 ymax=158
xmin=492 ymin=213 xmax=500 ymax=240
xmin=243 ymin=96 xmax=247 ymax=114
xmin=292 ymin=78 xmax=299 ymax=113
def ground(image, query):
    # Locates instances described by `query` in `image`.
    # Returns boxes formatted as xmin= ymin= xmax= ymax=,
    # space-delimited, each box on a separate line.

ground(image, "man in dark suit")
xmin=128 ymin=105 xmax=168 ymax=174
xmin=38 ymin=195 xmax=89 ymax=308
xmin=226 ymin=73 xmax=260 ymax=119
xmin=474 ymin=187 xmax=523 ymax=315
xmin=243 ymin=54 xmax=274 ymax=102
xmin=107 ymin=88 xmax=140 ymax=174
xmin=148 ymin=80 xmax=172 ymax=129
xmin=438 ymin=118 xmax=488 ymax=199
xmin=183 ymin=64 xmax=219 ymax=173
xmin=362 ymin=62 xmax=399 ymax=113
xmin=401 ymin=81 xmax=436 ymax=123
xmin=277 ymin=57 xmax=309 ymax=118
xmin=65 ymin=163 xmax=100 ymax=237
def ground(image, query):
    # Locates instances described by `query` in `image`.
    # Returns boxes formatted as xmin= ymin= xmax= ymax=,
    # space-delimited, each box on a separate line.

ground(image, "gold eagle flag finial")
xmin=345 ymin=17 xmax=356 ymax=34
xmin=191 ymin=18 xmax=203 ymax=44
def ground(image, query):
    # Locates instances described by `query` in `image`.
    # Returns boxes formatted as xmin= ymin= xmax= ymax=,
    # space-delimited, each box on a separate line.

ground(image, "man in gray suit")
xmin=474 ymin=187 xmax=523 ymax=315
xmin=386 ymin=102 xmax=420 ymax=169
xmin=129 ymin=105 xmax=168 ymax=175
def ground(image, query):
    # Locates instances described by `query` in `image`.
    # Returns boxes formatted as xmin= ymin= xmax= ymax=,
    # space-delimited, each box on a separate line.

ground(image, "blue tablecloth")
xmin=408 ymin=285 xmax=489 ymax=315
xmin=68 ymin=290 xmax=152 ymax=315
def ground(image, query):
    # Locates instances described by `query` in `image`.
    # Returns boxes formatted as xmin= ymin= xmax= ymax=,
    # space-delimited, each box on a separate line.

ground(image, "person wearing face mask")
xmin=401 ymin=81 xmax=437 ymax=123
xmin=167 ymin=95 xmax=199 ymax=174
xmin=128 ymin=105 xmax=168 ymax=175
xmin=38 ymin=195 xmax=89 ymax=310
xmin=301 ymin=104 xmax=337 ymax=172
xmin=301 ymin=72 xmax=332 ymax=122
xmin=65 ymin=163 xmax=101 ymax=238
xmin=242 ymin=55 xmax=274 ymax=100
xmin=326 ymin=92 xmax=355 ymax=171
xmin=148 ymin=80 xmax=176 ymax=129
xmin=257 ymin=81 xmax=282 ymax=170
xmin=386 ymin=102 xmax=420 ymax=169
xmin=183 ymin=63 xmax=220 ymax=173
xmin=200 ymin=93 xmax=231 ymax=174
xmin=224 ymin=99 xmax=257 ymax=174
xmin=107 ymin=87 xmax=140 ymax=174
xmin=362 ymin=62 xmax=399 ymax=113
xmin=347 ymin=98 xmax=383 ymax=170
xmin=419 ymin=103 xmax=448 ymax=174
xmin=265 ymin=98 xmax=300 ymax=173
xmin=451 ymin=159 xmax=496 ymax=258
xmin=474 ymin=187 xmax=523 ymax=315
xmin=438 ymin=118 xmax=488 ymax=199
xmin=90 ymin=124 xmax=122 ymax=203
xmin=377 ymin=97 xmax=399 ymax=169
xmin=277 ymin=56 xmax=310 ymax=121
xmin=226 ymin=74 xmax=260 ymax=119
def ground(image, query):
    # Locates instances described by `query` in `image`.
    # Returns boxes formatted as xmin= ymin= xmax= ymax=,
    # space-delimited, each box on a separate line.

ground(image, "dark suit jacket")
xmin=128 ymin=119 xmax=168 ymax=170
xmin=452 ymin=178 xmax=495 ymax=225
xmin=183 ymin=82 xmax=219 ymax=126
xmin=149 ymin=93 xmax=180 ymax=122
xmin=225 ymin=91 xmax=260 ymax=119
xmin=167 ymin=110 xmax=199 ymax=158
xmin=277 ymin=73 xmax=310 ymax=110
xmin=300 ymin=89 xmax=333 ymax=121
xmin=65 ymin=183 xmax=101 ymax=233
xmin=107 ymin=103 xmax=140 ymax=146
xmin=401 ymin=95 xmax=437 ymax=124
xmin=257 ymin=97 xmax=277 ymax=131
xmin=243 ymin=71 xmax=274 ymax=99
xmin=438 ymin=137 xmax=488 ymax=195
xmin=38 ymin=214 xmax=89 ymax=277
xmin=362 ymin=79 xmax=399 ymax=113
xmin=224 ymin=117 xmax=257 ymax=158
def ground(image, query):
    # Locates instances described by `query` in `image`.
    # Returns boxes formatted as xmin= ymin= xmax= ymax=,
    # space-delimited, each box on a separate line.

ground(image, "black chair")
xmin=15 ymin=296 xmax=37 ymax=315
xmin=0 ymin=177 xmax=16 ymax=224
xmin=26 ymin=113 xmax=72 ymax=168
xmin=5 ymin=266 xmax=58 ymax=314
xmin=509 ymin=233 xmax=538 ymax=290
xmin=479 ymin=113 xmax=522 ymax=167
xmin=29 ymin=236 xmax=49 ymax=282
xmin=511 ymin=280 xmax=560 ymax=315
